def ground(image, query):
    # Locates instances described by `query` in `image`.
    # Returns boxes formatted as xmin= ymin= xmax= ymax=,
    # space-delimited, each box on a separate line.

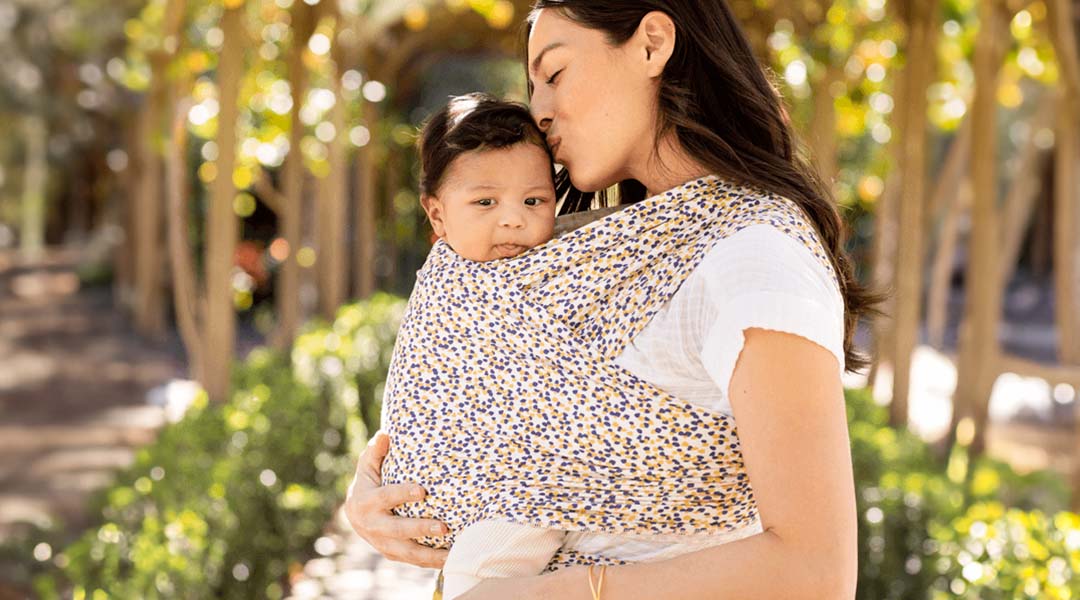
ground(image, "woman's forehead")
xmin=527 ymin=10 xmax=603 ymax=68
xmin=527 ymin=9 xmax=573 ymax=55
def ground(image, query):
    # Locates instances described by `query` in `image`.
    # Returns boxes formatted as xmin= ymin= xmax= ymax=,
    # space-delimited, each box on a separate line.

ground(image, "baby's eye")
xmin=524 ymin=197 xmax=544 ymax=207
xmin=475 ymin=198 xmax=494 ymax=207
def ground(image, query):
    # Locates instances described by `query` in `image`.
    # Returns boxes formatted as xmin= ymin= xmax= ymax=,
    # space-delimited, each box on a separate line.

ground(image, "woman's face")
xmin=527 ymin=9 xmax=661 ymax=193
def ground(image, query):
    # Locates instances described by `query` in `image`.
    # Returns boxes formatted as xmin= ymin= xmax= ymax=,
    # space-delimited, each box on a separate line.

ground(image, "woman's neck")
xmin=636 ymin=133 xmax=712 ymax=197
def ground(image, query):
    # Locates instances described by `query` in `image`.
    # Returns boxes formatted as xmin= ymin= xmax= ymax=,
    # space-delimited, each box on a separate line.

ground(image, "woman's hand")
xmin=343 ymin=430 xmax=450 ymax=569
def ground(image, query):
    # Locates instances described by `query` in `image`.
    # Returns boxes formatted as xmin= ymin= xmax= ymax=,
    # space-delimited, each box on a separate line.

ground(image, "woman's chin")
xmin=566 ymin=168 xmax=618 ymax=194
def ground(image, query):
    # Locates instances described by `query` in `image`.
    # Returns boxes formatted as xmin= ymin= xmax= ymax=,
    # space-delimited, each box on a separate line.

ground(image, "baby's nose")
xmin=498 ymin=210 xmax=526 ymax=228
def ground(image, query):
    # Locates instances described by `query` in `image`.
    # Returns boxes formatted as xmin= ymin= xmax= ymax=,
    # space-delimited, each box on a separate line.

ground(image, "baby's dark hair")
xmin=418 ymin=92 xmax=554 ymax=197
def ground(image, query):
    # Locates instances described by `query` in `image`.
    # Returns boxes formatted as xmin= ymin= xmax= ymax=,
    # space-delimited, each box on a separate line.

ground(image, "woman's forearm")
xmin=545 ymin=529 xmax=854 ymax=600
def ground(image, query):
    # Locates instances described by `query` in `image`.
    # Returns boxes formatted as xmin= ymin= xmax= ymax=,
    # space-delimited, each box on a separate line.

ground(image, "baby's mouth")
xmin=494 ymin=243 xmax=526 ymax=257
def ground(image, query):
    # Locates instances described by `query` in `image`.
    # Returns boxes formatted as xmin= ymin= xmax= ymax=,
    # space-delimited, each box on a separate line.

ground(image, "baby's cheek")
xmin=536 ymin=216 xmax=556 ymax=243
xmin=457 ymin=237 xmax=499 ymax=262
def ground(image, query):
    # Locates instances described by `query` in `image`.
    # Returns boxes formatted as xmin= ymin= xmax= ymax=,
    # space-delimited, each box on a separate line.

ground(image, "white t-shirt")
xmin=440 ymin=223 xmax=846 ymax=598
xmin=615 ymin=222 xmax=846 ymax=414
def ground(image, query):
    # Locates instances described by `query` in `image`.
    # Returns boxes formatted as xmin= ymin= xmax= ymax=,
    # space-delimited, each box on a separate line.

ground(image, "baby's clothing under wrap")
xmin=379 ymin=175 xmax=839 ymax=571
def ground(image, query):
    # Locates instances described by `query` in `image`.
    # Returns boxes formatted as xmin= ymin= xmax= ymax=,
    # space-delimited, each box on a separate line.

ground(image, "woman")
xmin=346 ymin=1 xmax=876 ymax=597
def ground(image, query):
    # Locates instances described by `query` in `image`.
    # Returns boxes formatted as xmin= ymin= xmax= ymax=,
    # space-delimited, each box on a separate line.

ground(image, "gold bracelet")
xmin=587 ymin=564 xmax=607 ymax=600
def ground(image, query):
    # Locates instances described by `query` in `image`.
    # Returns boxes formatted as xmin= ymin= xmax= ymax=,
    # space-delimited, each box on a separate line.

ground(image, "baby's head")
xmin=418 ymin=93 xmax=557 ymax=262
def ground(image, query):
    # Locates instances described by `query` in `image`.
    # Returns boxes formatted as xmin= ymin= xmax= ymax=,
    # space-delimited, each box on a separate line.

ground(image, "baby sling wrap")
xmin=380 ymin=175 xmax=838 ymax=571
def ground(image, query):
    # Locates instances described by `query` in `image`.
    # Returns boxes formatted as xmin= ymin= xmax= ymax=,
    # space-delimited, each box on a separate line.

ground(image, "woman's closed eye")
xmin=545 ymin=68 xmax=563 ymax=85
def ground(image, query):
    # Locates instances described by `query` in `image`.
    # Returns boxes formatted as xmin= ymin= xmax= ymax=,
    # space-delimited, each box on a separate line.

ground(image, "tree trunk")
xmin=19 ymin=113 xmax=48 ymax=262
xmin=924 ymin=119 xmax=972 ymax=350
xmin=382 ymin=147 xmax=402 ymax=290
xmin=926 ymin=179 xmax=970 ymax=349
xmin=112 ymin=117 xmax=142 ymax=312
xmin=1048 ymin=0 xmax=1080 ymax=366
xmin=131 ymin=0 xmax=186 ymax=338
xmin=999 ymin=93 xmax=1056 ymax=288
xmin=274 ymin=2 xmax=314 ymax=349
xmin=808 ymin=63 xmax=842 ymax=184
xmin=925 ymin=118 xmax=971 ymax=237
xmin=868 ymin=20 xmax=910 ymax=390
xmin=951 ymin=0 xmax=1007 ymax=455
xmin=1028 ymin=193 xmax=1053 ymax=276
xmin=203 ymin=4 xmax=244 ymax=402
xmin=1054 ymin=98 xmax=1080 ymax=364
xmin=132 ymin=85 xmax=168 ymax=338
xmin=1047 ymin=0 xmax=1080 ymax=516
xmin=353 ymin=105 xmax=379 ymax=300
xmin=889 ymin=0 xmax=939 ymax=427
xmin=317 ymin=36 xmax=350 ymax=319
xmin=165 ymin=91 xmax=206 ymax=385
xmin=1054 ymin=91 xmax=1080 ymax=364
xmin=868 ymin=172 xmax=899 ymax=389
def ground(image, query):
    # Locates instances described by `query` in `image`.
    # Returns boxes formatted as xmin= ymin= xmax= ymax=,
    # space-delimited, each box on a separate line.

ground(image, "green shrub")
xmin=928 ymin=503 xmax=1080 ymax=599
xmin=36 ymin=294 xmax=408 ymax=599
xmin=846 ymin=388 xmax=1076 ymax=600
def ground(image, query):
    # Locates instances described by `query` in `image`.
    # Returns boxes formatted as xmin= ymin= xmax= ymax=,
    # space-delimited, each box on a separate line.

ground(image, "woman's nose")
xmin=530 ymin=91 xmax=553 ymax=134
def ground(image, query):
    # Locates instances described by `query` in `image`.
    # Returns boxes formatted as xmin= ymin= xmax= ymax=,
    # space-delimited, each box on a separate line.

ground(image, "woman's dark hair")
xmin=526 ymin=1 xmax=882 ymax=373
xmin=418 ymin=92 xmax=555 ymax=197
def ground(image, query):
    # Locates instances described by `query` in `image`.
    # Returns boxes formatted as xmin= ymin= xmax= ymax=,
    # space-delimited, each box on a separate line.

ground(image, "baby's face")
xmin=421 ymin=144 xmax=556 ymax=262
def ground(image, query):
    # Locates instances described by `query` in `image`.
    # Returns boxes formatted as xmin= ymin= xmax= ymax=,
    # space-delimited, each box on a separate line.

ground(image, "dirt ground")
xmin=0 ymin=248 xmax=186 ymax=593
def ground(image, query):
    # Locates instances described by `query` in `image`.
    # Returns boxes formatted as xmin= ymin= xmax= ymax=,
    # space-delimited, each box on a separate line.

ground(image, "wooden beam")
xmin=999 ymin=354 xmax=1080 ymax=389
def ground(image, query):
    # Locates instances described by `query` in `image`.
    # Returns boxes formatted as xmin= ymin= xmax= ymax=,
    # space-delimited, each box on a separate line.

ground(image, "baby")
xmin=417 ymin=92 xmax=557 ymax=264
xmin=409 ymin=93 xmax=582 ymax=599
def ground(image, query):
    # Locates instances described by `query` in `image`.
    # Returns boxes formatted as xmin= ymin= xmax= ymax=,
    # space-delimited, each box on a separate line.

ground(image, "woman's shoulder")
xmin=694 ymin=222 xmax=839 ymax=300
xmin=690 ymin=221 xmax=848 ymax=386
xmin=703 ymin=182 xmax=838 ymax=286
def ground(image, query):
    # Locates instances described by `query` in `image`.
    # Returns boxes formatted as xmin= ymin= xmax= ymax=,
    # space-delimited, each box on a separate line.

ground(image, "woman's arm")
xmin=460 ymin=327 xmax=858 ymax=600
xmin=343 ymin=431 xmax=450 ymax=568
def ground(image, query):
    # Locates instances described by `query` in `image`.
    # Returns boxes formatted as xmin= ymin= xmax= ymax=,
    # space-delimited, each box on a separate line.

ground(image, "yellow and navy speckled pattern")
xmin=381 ymin=175 xmax=838 ymax=572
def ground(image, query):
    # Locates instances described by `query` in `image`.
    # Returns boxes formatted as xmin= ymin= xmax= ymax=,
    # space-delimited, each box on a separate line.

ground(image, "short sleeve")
xmin=698 ymin=224 xmax=846 ymax=397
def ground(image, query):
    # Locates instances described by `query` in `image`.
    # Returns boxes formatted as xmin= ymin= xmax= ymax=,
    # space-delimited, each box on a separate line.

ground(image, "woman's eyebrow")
xmin=529 ymin=42 xmax=565 ymax=75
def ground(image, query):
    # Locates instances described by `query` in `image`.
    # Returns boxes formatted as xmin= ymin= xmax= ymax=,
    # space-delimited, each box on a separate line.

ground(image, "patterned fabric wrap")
xmin=381 ymin=175 xmax=838 ymax=570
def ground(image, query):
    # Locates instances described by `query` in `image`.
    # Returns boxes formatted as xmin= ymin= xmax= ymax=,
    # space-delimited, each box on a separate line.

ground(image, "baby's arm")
xmin=441 ymin=520 xmax=566 ymax=600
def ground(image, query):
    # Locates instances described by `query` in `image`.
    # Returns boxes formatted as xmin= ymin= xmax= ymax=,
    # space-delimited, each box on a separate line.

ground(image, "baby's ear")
xmin=420 ymin=194 xmax=446 ymax=238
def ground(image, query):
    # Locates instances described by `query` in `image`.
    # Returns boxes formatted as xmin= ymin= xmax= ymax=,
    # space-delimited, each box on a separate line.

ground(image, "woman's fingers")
xmin=343 ymin=434 xmax=451 ymax=569
xmin=376 ymin=538 xmax=449 ymax=569
xmin=362 ymin=430 xmax=391 ymax=477
xmin=373 ymin=511 xmax=447 ymax=540
xmin=375 ymin=481 xmax=425 ymax=509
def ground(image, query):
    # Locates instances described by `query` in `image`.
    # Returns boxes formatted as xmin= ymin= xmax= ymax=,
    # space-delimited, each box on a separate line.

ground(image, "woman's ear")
xmin=637 ymin=11 xmax=676 ymax=78
xmin=420 ymin=194 xmax=447 ymax=238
